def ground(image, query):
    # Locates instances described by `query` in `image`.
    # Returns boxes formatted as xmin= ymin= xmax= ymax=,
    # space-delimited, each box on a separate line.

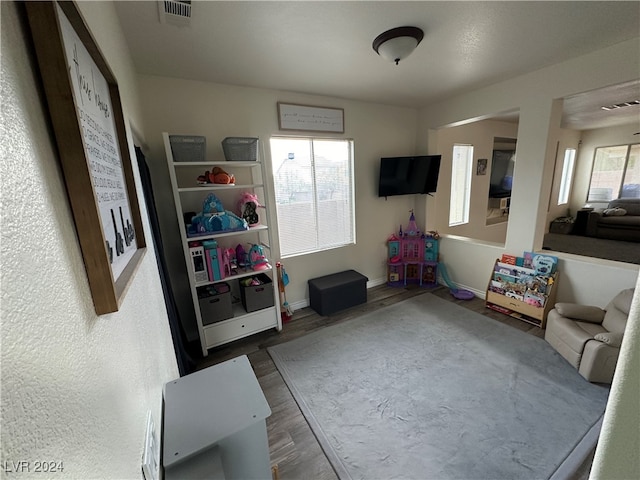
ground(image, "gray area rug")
xmin=268 ymin=294 xmax=609 ymax=480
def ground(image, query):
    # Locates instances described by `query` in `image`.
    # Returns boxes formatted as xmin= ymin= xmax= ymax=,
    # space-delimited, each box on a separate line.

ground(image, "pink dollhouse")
xmin=387 ymin=211 xmax=439 ymax=287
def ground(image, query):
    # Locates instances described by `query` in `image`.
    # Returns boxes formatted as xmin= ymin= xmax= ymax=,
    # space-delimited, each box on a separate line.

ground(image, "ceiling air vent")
xmin=600 ymin=100 xmax=640 ymax=111
xmin=158 ymin=0 xmax=192 ymax=26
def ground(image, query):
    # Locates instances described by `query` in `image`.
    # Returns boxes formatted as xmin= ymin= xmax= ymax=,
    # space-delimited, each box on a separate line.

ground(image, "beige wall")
xmin=136 ymin=75 xmax=420 ymax=334
xmin=571 ymin=123 xmax=640 ymax=213
xmin=432 ymin=119 xmax=518 ymax=244
xmin=1 ymin=2 xmax=178 ymax=477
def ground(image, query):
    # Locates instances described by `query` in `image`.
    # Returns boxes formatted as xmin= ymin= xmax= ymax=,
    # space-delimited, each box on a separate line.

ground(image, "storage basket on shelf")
xmin=222 ymin=137 xmax=258 ymax=161
xmin=240 ymin=273 xmax=274 ymax=312
xmin=197 ymin=283 xmax=232 ymax=325
xmin=169 ymin=135 xmax=206 ymax=162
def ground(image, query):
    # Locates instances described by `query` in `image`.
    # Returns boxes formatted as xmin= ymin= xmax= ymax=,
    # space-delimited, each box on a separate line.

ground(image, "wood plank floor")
xmin=195 ymin=285 xmax=592 ymax=480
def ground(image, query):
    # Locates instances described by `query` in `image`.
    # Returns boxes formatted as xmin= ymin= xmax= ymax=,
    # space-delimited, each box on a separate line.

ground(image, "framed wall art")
xmin=477 ymin=158 xmax=488 ymax=176
xmin=26 ymin=1 xmax=146 ymax=315
xmin=277 ymin=102 xmax=344 ymax=133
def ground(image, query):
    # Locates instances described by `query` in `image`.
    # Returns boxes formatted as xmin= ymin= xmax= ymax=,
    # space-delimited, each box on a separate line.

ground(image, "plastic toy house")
xmin=424 ymin=238 xmax=439 ymax=262
xmin=422 ymin=262 xmax=438 ymax=287
xmin=386 ymin=210 xmax=440 ymax=288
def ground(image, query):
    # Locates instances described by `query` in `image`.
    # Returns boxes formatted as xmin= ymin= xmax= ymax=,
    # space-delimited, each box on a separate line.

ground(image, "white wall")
xmin=136 ymin=75 xmax=419 ymax=328
xmin=1 ymin=3 xmax=178 ymax=478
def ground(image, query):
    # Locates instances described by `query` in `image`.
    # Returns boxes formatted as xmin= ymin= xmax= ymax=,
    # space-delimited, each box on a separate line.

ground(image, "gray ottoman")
xmin=308 ymin=270 xmax=368 ymax=316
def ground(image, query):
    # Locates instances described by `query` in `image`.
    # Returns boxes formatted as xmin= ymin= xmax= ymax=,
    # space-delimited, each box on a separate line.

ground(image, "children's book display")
xmin=387 ymin=210 xmax=440 ymax=288
xmin=486 ymin=252 xmax=559 ymax=328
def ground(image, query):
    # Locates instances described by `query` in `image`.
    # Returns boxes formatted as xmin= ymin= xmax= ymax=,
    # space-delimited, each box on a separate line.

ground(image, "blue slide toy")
xmin=438 ymin=263 xmax=474 ymax=300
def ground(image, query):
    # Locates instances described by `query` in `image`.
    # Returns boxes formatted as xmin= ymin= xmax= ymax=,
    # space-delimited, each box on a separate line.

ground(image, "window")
xmin=270 ymin=137 xmax=355 ymax=257
xmin=588 ymin=144 xmax=640 ymax=202
xmin=449 ymin=144 xmax=474 ymax=226
xmin=557 ymin=148 xmax=576 ymax=205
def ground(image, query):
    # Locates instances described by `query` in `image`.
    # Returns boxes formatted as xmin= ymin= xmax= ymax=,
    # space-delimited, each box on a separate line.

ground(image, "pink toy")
xmin=221 ymin=248 xmax=234 ymax=277
xmin=237 ymin=192 xmax=264 ymax=227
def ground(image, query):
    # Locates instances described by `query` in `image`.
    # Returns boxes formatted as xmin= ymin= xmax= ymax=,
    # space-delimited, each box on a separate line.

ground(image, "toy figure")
xmin=249 ymin=244 xmax=269 ymax=271
xmin=197 ymin=166 xmax=235 ymax=185
xmin=237 ymin=192 xmax=264 ymax=226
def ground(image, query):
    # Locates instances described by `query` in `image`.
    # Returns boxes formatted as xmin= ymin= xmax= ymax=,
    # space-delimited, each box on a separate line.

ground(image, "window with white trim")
xmin=557 ymin=148 xmax=576 ymax=205
xmin=588 ymin=143 xmax=640 ymax=202
xmin=270 ymin=137 xmax=355 ymax=258
xmin=449 ymin=144 xmax=474 ymax=226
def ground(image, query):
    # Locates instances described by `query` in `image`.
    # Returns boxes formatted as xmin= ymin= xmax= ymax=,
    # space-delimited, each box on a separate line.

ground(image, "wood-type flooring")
xmin=195 ymin=284 xmax=592 ymax=480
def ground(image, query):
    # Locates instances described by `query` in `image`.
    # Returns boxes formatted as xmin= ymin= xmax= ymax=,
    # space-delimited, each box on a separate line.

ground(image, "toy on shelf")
xmin=386 ymin=210 xmax=440 ymax=288
xmin=197 ymin=166 xmax=235 ymax=185
xmin=187 ymin=193 xmax=248 ymax=237
xmin=237 ymin=192 xmax=264 ymax=227
xmin=235 ymin=244 xmax=248 ymax=269
xmin=249 ymin=244 xmax=270 ymax=271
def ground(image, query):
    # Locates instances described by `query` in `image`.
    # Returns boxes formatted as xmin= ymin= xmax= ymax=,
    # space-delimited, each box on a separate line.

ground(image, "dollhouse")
xmin=387 ymin=211 xmax=439 ymax=287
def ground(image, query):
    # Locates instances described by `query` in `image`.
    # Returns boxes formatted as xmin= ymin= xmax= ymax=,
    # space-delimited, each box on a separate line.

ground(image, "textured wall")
xmin=1 ymin=2 xmax=178 ymax=478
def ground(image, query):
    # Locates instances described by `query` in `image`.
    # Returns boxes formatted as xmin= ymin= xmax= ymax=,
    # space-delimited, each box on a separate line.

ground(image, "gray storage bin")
xmin=240 ymin=273 xmax=274 ymax=312
xmin=222 ymin=137 xmax=258 ymax=161
xmin=198 ymin=283 xmax=232 ymax=325
xmin=170 ymin=135 xmax=206 ymax=162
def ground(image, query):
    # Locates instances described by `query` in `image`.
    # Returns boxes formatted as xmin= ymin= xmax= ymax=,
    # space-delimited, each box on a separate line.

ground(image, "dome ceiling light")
xmin=372 ymin=26 xmax=424 ymax=65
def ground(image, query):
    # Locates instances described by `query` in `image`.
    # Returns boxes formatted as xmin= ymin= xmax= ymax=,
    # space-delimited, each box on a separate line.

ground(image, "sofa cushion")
xmin=603 ymin=207 xmax=627 ymax=216
xmin=554 ymin=303 xmax=604 ymax=323
xmin=598 ymin=215 xmax=640 ymax=228
xmin=609 ymin=198 xmax=640 ymax=216
xmin=602 ymin=288 xmax=634 ymax=332
xmin=548 ymin=313 xmax=606 ymax=352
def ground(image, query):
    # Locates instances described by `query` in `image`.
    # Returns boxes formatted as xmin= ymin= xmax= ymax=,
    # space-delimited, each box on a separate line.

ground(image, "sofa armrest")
xmin=554 ymin=303 xmax=605 ymax=323
xmin=585 ymin=211 xmax=602 ymax=236
xmin=594 ymin=332 xmax=623 ymax=347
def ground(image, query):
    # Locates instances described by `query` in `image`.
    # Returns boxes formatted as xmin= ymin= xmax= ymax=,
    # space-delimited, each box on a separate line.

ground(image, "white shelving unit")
xmin=163 ymin=133 xmax=282 ymax=356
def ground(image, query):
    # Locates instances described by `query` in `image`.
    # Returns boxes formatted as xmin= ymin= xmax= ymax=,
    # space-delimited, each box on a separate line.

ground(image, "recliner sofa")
xmin=544 ymin=288 xmax=634 ymax=384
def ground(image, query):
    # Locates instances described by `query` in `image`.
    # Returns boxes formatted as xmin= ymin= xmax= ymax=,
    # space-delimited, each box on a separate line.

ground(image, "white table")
xmin=163 ymin=355 xmax=272 ymax=479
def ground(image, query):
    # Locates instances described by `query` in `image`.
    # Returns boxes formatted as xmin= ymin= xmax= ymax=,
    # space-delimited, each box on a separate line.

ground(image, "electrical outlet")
xmin=142 ymin=411 xmax=160 ymax=480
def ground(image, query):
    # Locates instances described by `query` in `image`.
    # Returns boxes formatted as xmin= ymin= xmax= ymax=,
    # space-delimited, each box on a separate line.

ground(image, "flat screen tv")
xmin=378 ymin=155 xmax=441 ymax=197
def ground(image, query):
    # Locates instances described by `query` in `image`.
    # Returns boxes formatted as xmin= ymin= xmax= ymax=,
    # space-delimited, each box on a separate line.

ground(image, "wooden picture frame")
xmin=26 ymin=1 xmax=146 ymax=315
xmin=278 ymin=102 xmax=344 ymax=133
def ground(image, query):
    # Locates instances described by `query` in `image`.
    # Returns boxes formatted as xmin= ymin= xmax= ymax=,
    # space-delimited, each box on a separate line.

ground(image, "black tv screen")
xmin=378 ymin=155 xmax=441 ymax=197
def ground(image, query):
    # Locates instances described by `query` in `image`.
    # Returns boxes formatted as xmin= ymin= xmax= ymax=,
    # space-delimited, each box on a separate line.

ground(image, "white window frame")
xmin=557 ymin=148 xmax=576 ymax=205
xmin=269 ymin=136 xmax=355 ymax=258
xmin=449 ymin=144 xmax=474 ymax=226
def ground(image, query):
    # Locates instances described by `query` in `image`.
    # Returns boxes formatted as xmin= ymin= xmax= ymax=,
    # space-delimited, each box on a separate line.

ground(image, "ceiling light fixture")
xmin=373 ymin=26 xmax=424 ymax=65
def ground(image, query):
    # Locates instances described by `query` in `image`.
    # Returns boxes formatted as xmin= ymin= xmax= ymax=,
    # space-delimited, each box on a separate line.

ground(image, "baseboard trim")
xmin=290 ymin=277 xmax=485 ymax=313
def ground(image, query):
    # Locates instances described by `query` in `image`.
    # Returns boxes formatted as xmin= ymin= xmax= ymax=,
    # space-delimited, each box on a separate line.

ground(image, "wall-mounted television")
xmin=378 ymin=155 xmax=441 ymax=198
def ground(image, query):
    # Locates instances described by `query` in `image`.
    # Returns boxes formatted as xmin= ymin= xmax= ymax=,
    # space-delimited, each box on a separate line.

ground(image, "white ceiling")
xmin=113 ymin=1 xmax=640 ymax=130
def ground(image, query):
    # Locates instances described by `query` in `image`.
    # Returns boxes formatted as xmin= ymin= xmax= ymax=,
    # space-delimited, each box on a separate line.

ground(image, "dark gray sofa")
xmin=586 ymin=198 xmax=640 ymax=242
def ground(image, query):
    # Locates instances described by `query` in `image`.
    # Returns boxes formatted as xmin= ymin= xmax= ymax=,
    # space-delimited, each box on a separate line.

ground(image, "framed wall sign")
xmin=26 ymin=1 xmax=146 ymax=315
xmin=278 ymin=102 xmax=344 ymax=133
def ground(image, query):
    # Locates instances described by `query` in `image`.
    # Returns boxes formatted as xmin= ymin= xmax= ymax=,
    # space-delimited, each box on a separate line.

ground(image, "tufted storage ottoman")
xmin=308 ymin=270 xmax=368 ymax=316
